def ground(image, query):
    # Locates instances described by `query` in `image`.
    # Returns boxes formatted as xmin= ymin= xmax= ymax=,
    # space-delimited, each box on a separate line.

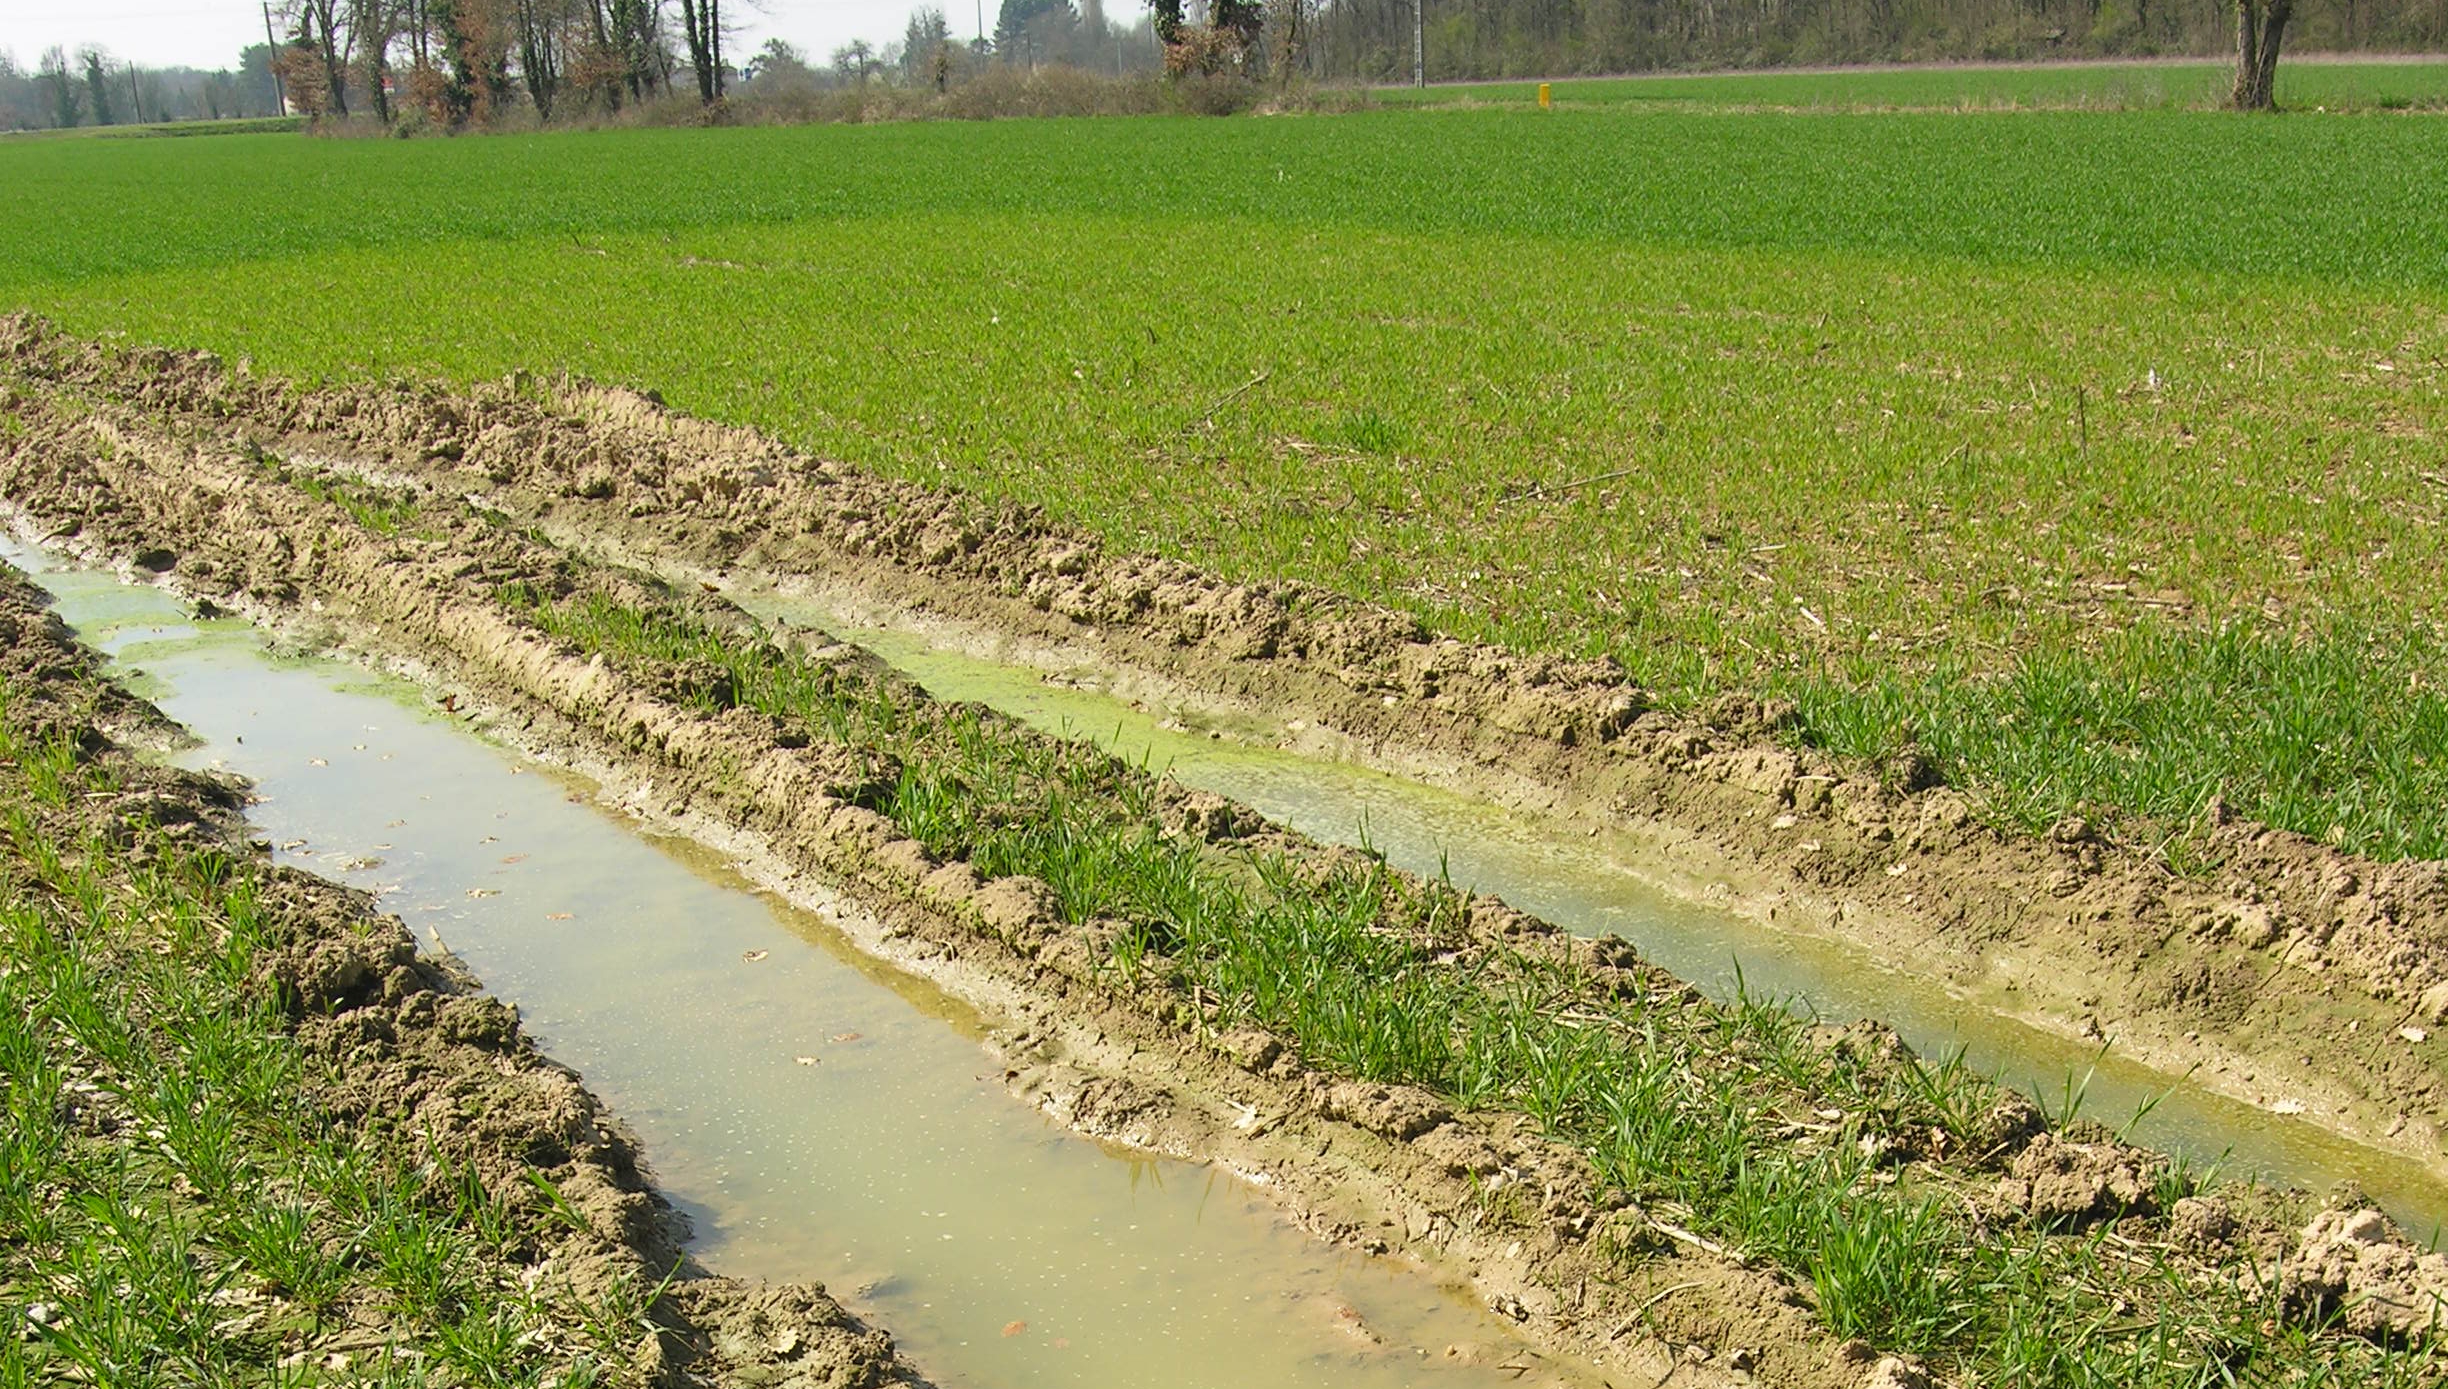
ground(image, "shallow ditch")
xmin=735 ymin=582 xmax=2448 ymax=1238
xmin=5 ymin=540 xmax=1589 ymax=1389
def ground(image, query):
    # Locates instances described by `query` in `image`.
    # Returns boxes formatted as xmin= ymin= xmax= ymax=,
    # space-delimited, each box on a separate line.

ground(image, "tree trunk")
xmin=2230 ymin=0 xmax=2290 ymax=109
xmin=305 ymin=0 xmax=351 ymax=117
xmin=677 ymin=0 xmax=717 ymax=102
xmin=356 ymin=0 xmax=391 ymax=124
xmin=517 ymin=0 xmax=558 ymax=116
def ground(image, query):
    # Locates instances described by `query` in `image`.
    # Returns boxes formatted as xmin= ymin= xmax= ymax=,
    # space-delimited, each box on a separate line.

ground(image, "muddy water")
xmin=4 ymin=546 xmax=1579 ymax=1389
xmin=739 ymin=587 xmax=2448 ymax=1237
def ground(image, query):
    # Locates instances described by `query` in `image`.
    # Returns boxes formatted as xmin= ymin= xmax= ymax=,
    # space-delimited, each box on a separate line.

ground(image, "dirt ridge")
xmin=11 ymin=318 xmax=2448 ymax=1383
xmin=0 ymin=326 xmax=1760 ymax=1387
xmin=8 ymin=315 xmax=2429 ymax=1173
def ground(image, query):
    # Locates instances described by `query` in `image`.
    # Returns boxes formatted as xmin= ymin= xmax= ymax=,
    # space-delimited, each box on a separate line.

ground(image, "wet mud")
xmin=412 ymin=366 xmax=2448 ymax=1179
xmin=10 ymin=316 xmax=2409 ymax=1178
xmin=4 ymin=317 xmax=2445 ymax=1385
xmin=733 ymin=587 xmax=2448 ymax=1233
xmin=0 ymin=565 xmax=918 ymax=1389
xmin=17 ymin=549 xmax=1578 ymax=1389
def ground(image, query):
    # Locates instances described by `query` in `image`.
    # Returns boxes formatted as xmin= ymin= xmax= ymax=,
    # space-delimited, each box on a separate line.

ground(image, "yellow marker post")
xmin=1538 ymin=82 xmax=1552 ymax=109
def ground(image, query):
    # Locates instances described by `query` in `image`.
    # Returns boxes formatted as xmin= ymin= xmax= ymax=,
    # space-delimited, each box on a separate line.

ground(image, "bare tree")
xmin=569 ymin=0 xmax=621 ymax=105
xmin=620 ymin=0 xmax=668 ymax=101
xmin=281 ymin=0 xmax=352 ymax=116
xmin=749 ymin=36 xmax=814 ymax=84
xmin=39 ymin=47 xmax=81 ymax=127
xmin=831 ymin=37 xmax=877 ymax=83
xmin=1288 ymin=0 xmax=2404 ymax=85
xmin=513 ymin=0 xmax=569 ymax=116
xmin=1265 ymin=0 xmax=1306 ymax=82
xmin=676 ymin=0 xmax=722 ymax=102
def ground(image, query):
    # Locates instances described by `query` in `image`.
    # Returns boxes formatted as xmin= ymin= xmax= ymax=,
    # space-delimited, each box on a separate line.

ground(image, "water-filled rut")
xmin=7 ymin=542 xmax=1575 ymax=1389
xmin=736 ymin=584 xmax=2448 ymax=1236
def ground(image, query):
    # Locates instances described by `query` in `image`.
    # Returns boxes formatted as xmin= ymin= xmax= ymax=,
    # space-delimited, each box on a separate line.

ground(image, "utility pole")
xmin=1413 ymin=0 xmax=1424 ymax=87
xmin=262 ymin=1 xmax=287 ymax=114
xmin=126 ymin=60 xmax=144 ymax=123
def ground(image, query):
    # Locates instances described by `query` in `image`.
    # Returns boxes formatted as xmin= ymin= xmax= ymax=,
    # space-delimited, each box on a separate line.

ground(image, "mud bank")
xmin=14 ymin=545 xmax=1577 ymax=1389
xmin=243 ymin=344 xmax=2448 ymax=1178
xmin=0 ymin=565 xmax=917 ymax=1388
xmin=741 ymin=586 xmax=2448 ymax=1232
xmin=4 ymin=319 xmax=2446 ymax=1385
xmin=0 ymin=329 xmax=1728 ymax=1386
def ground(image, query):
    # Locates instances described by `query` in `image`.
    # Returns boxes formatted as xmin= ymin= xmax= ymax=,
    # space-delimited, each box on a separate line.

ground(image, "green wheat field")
xmin=4 ymin=67 xmax=2443 ymax=858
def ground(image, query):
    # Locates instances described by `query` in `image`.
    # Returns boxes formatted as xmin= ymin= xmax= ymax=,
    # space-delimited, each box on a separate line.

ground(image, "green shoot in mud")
xmin=495 ymin=579 xmax=2443 ymax=1387
xmin=250 ymin=450 xmax=424 ymax=538
xmin=291 ymin=473 xmax=421 ymax=538
xmin=0 ymin=681 xmax=652 ymax=1387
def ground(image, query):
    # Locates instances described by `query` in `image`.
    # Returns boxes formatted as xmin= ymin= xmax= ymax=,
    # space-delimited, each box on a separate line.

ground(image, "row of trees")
xmin=267 ymin=0 xmax=703 ymax=126
xmin=1304 ymin=0 xmax=2444 ymax=86
xmin=9 ymin=0 xmax=2410 ymax=131
xmin=996 ymin=0 xmax=1164 ymax=69
xmin=1111 ymin=0 xmax=2436 ymax=101
xmin=765 ymin=1 xmax=1164 ymax=91
xmin=0 ymin=1 xmax=1157 ymax=135
xmin=262 ymin=0 xmax=1172 ymax=126
xmin=267 ymin=0 xmax=1183 ymax=126
xmin=0 ymin=0 xmax=690 ymax=132
xmin=0 ymin=46 xmax=285 ymax=130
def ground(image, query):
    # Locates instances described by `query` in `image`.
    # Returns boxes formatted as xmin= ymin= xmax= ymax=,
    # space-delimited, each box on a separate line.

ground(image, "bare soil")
xmin=0 ymin=564 xmax=919 ymax=1388
xmin=512 ymin=386 xmax=2448 ymax=1179
xmin=3 ymin=316 xmax=2444 ymax=1385
xmin=53 ymin=317 xmax=2434 ymax=1179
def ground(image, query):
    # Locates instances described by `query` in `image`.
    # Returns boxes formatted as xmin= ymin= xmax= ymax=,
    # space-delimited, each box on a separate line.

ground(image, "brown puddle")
xmin=735 ymin=581 xmax=2448 ymax=1239
xmin=9 ymin=542 xmax=1591 ymax=1389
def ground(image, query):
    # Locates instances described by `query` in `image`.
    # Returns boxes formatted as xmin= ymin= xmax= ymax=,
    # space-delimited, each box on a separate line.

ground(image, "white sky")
xmin=0 ymin=0 xmax=1091 ymax=73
